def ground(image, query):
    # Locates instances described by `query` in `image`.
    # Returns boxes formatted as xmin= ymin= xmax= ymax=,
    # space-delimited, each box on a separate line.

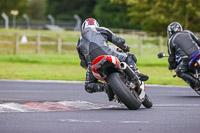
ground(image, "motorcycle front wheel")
xmin=195 ymin=90 xmax=200 ymax=95
xmin=142 ymin=94 xmax=153 ymax=108
xmin=108 ymin=72 xmax=141 ymax=110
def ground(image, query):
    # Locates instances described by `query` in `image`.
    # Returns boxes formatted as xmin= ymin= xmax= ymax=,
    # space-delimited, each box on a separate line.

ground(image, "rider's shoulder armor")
xmin=170 ymin=30 xmax=199 ymax=56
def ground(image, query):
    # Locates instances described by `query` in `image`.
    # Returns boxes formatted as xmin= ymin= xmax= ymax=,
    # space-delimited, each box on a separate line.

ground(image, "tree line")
xmin=0 ymin=0 xmax=200 ymax=35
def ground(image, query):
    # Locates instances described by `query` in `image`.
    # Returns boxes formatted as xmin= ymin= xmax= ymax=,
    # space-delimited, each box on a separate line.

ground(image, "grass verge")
xmin=0 ymin=29 xmax=187 ymax=86
xmin=0 ymin=54 xmax=187 ymax=86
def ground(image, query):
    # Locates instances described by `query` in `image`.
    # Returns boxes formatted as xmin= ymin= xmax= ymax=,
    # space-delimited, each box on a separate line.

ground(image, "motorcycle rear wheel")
xmin=108 ymin=72 xmax=141 ymax=110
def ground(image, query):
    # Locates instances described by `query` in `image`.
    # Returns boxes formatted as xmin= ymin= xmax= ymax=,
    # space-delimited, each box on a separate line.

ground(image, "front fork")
xmin=195 ymin=69 xmax=200 ymax=81
xmin=139 ymin=81 xmax=145 ymax=100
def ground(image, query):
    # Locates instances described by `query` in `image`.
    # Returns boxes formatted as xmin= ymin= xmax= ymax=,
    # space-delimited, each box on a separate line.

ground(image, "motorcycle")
xmin=91 ymin=53 xmax=153 ymax=110
xmin=157 ymin=51 xmax=200 ymax=95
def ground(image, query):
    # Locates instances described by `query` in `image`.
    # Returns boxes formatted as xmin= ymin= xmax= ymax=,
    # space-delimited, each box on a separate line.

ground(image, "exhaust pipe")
xmin=120 ymin=62 xmax=141 ymax=93
xmin=120 ymin=62 xmax=138 ymax=81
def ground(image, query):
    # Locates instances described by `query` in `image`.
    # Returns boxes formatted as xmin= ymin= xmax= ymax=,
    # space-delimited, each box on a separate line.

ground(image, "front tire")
xmin=142 ymin=94 xmax=153 ymax=108
xmin=108 ymin=72 xmax=141 ymax=110
xmin=195 ymin=90 xmax=200 ymax=95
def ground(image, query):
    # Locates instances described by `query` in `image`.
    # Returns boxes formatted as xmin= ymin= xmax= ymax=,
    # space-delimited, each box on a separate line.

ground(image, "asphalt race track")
xmin=0 ymin=79 xmax=200 ymax=133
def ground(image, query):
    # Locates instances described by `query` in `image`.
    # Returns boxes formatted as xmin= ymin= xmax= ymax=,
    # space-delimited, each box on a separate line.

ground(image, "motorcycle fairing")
xmin=188 ymin=50 xmax=200 ymax=70
xmin=92 ymin=55 xmax=121 ymax=82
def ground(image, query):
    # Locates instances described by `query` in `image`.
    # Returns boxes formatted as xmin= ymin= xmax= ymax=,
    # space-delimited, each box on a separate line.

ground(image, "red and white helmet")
xmin=82 ymin=18 xmax=99 ymax=30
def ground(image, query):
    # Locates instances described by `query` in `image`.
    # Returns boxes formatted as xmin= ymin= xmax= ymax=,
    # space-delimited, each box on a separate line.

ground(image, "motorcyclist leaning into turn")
xmin=167 ymin=22 xmax=200 ymax=90
xmin=76 ymin=18 xmax=149 ymax=101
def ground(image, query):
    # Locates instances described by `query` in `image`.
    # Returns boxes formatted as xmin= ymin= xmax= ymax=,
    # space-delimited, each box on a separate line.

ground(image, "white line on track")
xmin=154 ymin=104 xmax=200 ymax=107
xmin=59 ymin=119 xmax=101 ymax=123
xmin=0 ymin=79 xmax=84 ymax=84
xmin=0 ymin=79 xmax=188 ymax=88
xmin=59 ymin=119 xmax=149 ymax=124
xmin=121 ymin=121 xmax=149 ymax=124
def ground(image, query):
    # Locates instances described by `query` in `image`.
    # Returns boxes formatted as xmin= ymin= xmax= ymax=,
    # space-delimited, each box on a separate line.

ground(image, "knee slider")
xmin=85 ymin=83 xmax=95 ymax=93
xmin=127 ymin=53 xmax=137 ymax=63
xmin=175 ymin=69 xmax=183 ymax=78
xmin=125 ymin=54 xmax=137 ymax=70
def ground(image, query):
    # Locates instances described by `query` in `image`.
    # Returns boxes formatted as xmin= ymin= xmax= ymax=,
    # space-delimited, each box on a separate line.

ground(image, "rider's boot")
xmin=125 ymin=54 xmax=149 ymax=81
xmin=85 ymin=82 xmax=104 ymax=93
xmin=104 ymin=84 xmax=115 ymax=101
xmin=85 ymin=82 xmax=114 ymax=101
xmin=130 ymin=65 xmax=149 ymax=81
xmin=134 ymin=69 xmax=149 ymax=81
xmin=178 ymin=72 xmax=200 ymax=90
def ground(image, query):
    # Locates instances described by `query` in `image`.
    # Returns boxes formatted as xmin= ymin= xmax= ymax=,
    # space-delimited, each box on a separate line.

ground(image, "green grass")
xmin=0 ymin=29 xmax=188 ymax=86
xmin=0 ymin=62 xmax=86 ymax=81
xmin=0 ymin=28 xmax=80 ymax=42
xmin=0 ymin=52 xmax=79 ymax=65
xmin=138 ymin=66 xmax=187 ymax=86
xmin=0 ymin=53 xmax=187 ymax=86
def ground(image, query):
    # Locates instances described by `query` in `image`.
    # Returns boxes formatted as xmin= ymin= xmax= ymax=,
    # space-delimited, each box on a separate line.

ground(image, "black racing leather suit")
xmin=167 ymin=30 xmax=200 ymax=88
xmin=77 ymin=27 xmax=136 ymax=93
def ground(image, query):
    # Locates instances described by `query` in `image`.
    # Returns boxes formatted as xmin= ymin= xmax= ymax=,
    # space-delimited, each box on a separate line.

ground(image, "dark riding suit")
xmin=77 ymin=27 xmax=136 ymax=93
xmin=168 ymin=30 xmax=200 ymax=88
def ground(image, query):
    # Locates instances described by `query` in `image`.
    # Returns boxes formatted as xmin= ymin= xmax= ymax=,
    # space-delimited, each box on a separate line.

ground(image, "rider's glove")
xmin=122 ymin=45 xmax=130 ymax=53
xmin=168 ymin=62 xmax=177 ymax=70
xmin=168 ymin=65 xmax=174 ymax=71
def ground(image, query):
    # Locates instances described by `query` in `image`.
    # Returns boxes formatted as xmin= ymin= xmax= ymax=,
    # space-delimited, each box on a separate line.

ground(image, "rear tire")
xmin=142 ymin=95 xmax=153 ymax=108
xmin=108 ymin=72 xmax=141 ymax=110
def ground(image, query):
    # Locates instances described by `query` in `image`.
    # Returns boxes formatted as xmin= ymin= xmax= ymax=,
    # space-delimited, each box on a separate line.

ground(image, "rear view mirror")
xmin=157 ymin=52 xmax=166 ymax=58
